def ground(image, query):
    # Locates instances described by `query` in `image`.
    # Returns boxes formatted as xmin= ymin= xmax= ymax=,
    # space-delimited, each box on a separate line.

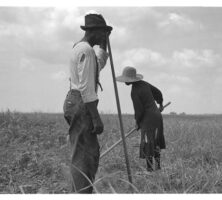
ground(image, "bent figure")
xmin=116 ymin=66 xmax=166 ymax=171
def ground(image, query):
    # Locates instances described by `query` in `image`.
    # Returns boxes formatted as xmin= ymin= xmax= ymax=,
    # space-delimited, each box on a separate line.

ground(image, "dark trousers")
xmin=63 ymin=90 xmax=100 ymax=193
xmin=140 ymin=128 xmax=161 ymax=171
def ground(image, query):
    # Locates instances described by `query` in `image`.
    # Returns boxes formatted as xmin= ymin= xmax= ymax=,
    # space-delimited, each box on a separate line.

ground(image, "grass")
xmin=0 ymin=111 xmax=222 ymax=193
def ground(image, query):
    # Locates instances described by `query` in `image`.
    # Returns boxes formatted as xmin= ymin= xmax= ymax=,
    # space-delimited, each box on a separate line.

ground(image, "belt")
xmin=69 ymin=89 xmax=81 ymax=95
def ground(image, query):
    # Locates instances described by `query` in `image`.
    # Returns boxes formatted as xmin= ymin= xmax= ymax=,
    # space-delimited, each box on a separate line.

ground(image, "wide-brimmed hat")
xmin=80 ymin=13 xmax=113 ymax=32
xmin=116 ymin=67 xmax=143 ymax=83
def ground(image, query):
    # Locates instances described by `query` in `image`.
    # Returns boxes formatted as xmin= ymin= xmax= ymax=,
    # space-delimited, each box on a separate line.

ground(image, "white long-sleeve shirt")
xmin=69 ymin=41 xmax=108 ymax=103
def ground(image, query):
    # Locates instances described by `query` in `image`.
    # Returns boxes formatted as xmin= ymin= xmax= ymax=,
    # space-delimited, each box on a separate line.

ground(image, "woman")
xmin=116 ymin=66 xmax=166 ymax=171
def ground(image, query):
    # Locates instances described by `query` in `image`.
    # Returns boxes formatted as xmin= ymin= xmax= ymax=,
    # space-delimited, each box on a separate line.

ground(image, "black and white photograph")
xmin=0 ymin=0 xmax=222 ymax=196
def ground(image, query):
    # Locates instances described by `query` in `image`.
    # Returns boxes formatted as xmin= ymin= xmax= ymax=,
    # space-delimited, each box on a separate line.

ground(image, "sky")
xmin=0 ymin=2 xmax=222 ymax=114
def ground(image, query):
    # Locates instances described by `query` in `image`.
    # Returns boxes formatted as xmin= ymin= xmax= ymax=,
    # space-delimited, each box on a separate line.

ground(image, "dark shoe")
xmin=147 ymin=167 xmax=154 ymax=172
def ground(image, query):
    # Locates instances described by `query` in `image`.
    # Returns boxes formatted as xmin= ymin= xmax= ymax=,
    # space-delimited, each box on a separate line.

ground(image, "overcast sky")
xmin=0 ymin=5 xmax=222 ymax=114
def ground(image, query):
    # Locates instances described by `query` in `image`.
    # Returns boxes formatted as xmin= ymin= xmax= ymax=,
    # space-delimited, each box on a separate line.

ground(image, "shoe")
xmin=147 ymin=168 xmax=154 ymax=172
xmin=155 ymin=167 xmax=161 ymax=171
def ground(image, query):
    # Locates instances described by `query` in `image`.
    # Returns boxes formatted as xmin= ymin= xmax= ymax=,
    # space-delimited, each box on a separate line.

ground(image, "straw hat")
xmin=116 ymin=67 xmax=143 ymax=83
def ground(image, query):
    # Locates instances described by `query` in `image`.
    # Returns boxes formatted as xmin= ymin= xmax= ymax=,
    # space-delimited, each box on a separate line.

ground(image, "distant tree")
xmin=170 ymin=112 xmax=177 ymax=115
xmin=180 ymin=112 xmax=186 ymax=115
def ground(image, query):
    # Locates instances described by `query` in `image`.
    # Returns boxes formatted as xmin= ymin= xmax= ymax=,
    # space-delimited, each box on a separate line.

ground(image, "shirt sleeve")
xmin=149 ymin=84 xmax=163 ymax=105
xmin=131 ymin=90 xmax=144 ymax=126
xmin=94 ymin=47 xmax=109 ymax=71
xmin=77 ymin=50 xmax=98 ymax=103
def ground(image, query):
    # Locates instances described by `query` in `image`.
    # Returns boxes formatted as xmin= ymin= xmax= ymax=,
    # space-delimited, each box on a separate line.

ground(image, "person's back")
xmin=131 ymin=80 xmax=162 ymax=130
xmin=70 ymin=41 xmax=98 ymax=99
xmin=70 ymin=41 xmax=94 ymax=88
xmin=132 ymin=80 xmax=158 ymax=112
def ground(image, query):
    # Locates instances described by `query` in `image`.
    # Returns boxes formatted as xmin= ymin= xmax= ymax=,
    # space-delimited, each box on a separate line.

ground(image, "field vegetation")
xmin=0 ymin=111 xmax=222 ymax=193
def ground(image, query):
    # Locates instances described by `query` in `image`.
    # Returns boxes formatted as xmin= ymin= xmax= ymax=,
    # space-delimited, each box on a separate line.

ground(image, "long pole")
xmin=100 ymin=128 xmax=137 ymax=159
xmin=107 ymin=37 xmax=133 ymax=184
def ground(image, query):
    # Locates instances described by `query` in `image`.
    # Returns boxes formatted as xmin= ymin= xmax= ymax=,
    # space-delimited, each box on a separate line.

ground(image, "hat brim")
xmin=116 ymin=74 xmax=143 ymax=83
xmin=80 ymin=25 xmax=113 ymax=32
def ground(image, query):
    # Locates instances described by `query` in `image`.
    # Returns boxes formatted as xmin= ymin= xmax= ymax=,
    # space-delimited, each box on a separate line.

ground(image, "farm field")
xmin=0 ymin=111 xmax=222 ymax=193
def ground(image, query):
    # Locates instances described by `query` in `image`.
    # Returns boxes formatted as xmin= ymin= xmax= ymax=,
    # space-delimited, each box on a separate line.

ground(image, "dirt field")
xmin=0 ymin=111 xmax=222 ymax=193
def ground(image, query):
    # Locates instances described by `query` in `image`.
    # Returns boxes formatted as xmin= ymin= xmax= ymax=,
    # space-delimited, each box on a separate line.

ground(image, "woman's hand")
xmin=135 ymin=123 xmax=140 ymax=131
xmin=159 ymin=104 xmax=164 ymax=112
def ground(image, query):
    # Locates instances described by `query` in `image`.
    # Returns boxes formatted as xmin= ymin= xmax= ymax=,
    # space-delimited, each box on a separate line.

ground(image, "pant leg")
xmin=143 ymin=128 xmax=155 ymax=171
xmin=63 ymin=90 xmax=100 ymax=193
xmin=154 ymin=148 xmax=161 ymax=170
xmin=146 ymin=156 xmax=153 ymax=171
xmin=70 ymin=134 xmax=100 ymax=193
xmin=154 ymin=129 xmax=161 ymax=170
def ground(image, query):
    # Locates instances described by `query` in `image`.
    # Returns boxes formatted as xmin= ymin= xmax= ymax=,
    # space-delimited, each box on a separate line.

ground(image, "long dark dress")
xmin=131 ymin=80 xmax=166 ymax=159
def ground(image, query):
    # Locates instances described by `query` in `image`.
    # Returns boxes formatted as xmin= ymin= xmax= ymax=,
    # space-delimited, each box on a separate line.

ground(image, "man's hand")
xmin=99 ymin=29 xmax=111 ymax=51
xmin=92 ymin=115 xmax=104 ymax=135
xmin=99 ymin=35 xmax=107 ymax=51
xmin=106 ymin=30 xmax=111 ymax=37
xmin=85 ymin=100 xmax=104 ymax=135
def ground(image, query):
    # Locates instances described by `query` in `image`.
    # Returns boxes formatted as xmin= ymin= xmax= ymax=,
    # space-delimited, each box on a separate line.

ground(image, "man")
xmin=116 ymin=67 xmax=166 ymax=172
xmin=63 ymin=12 xmax=112 ymax=193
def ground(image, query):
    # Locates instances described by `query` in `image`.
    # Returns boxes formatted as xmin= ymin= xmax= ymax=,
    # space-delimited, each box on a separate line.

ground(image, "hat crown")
xmin=122 ymin=67 xmax=137 ymax=79
xmin=85 ymin=14 xmax=107 ymax=27
xmin=80 ymin=13 xmax=112 ymax=31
